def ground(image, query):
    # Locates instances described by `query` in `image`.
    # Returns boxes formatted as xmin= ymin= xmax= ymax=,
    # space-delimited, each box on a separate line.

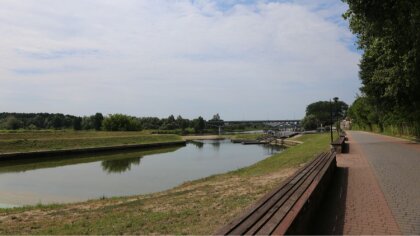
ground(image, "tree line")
xmin=0 ymin=112 xmax=229 ymax=134
xmin=344 ymin=0 xmax=420 ymax=137
xmin=301 ymin=98 xmax=348 ymax=130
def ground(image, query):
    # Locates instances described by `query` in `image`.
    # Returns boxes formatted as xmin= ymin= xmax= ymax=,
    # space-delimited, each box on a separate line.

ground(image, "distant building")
xmin=340 ymin=118 xmax=351 ymax=130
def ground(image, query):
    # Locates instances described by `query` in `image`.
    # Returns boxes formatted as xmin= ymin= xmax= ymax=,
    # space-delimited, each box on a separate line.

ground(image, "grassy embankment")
xmin=0 ymin=131 xmax=182 ymax=154
xmin=0 ymin=133 xmax=331 ymax=235
xmin=350 ymin=124 xmax=419 ymax=142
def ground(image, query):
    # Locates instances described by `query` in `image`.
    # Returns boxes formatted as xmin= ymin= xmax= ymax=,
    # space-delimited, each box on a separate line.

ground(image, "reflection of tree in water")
xmin=190 ymin=141 xmax=204 ymax=149
xmin=263 ymin=145 xmax=283 ymax=155
xmin=101 ymin=156 xmax=142 ymax=173
xmin=211 ymin=141 xmax=220 ymax=151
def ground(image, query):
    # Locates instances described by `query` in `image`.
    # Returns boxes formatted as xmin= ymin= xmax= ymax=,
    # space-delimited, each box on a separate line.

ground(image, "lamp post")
xmin=330 ymin=99 xmax=333 ymax=143
xmin=333 ymin=97 xmax=339 ymax=135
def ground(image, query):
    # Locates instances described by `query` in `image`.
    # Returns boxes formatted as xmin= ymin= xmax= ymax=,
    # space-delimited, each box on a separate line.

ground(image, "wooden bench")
xmin=215 ymin=152 xmax=336 ymax=235
xmin=331 ymin=133 xmax=347 ymax=153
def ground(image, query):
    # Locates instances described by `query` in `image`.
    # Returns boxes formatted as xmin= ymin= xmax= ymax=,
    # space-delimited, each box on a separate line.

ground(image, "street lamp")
xmin=330 ymin=97 xmax=340 ymax=144
xmin=330 ymin=99 xmax=333 ymax=143
xmin=333 ymin=97 xmax=339 ymax=135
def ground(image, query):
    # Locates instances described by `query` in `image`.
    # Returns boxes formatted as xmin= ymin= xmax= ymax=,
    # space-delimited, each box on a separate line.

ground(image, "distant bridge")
xmin=224 ymin=120 xmax=301 ymax=127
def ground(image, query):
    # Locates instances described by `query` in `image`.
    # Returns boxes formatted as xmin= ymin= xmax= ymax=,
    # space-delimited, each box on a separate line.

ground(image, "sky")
xmin=0 ymin=0 xmax=361 ymax=120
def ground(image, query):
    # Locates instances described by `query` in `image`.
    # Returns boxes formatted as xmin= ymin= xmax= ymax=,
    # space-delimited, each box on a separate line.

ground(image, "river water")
xmin=0 ymin=140 xmax=282 ymax=207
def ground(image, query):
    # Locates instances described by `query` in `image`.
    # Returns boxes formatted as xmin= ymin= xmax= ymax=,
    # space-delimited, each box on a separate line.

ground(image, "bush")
xmin=102 ymin=114 xmax=142 ymax=131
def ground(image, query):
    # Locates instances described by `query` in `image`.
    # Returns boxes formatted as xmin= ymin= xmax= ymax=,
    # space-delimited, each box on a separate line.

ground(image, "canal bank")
xmin=0 ymin=133 xmax=331 ymax=235
xmin=0 ymin=140 xmax=186 ymax=160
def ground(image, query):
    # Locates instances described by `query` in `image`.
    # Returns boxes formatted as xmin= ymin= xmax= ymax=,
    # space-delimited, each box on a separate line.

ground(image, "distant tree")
xmin=32 ymin=115 xmax=46 ymax=129
xmin=27 ymin=124 xmax=38 ymax=130
xmin=176 ymin=115 xmax=188 ymax=132
xmin=301 ymin=114 xmax=319 ymax=130
xmin=50 ymin=114 xmax=64 ymax=130
xmin=4 ymin=116 xmax=21 ymax=130
xmin=73 ymin=117 xmax=82 ymax=130
xmin=193 ymin=116 xmax=206 ymax=133
xmin=347 ymin=96 xmax=379 ymax=130
xmin=103 ymin=114 xmax=142 ymax=131
xmin=93 ymin=113 xmax=104 ymax=131
xmin=305 ymin=100 xmax=348 ymax=126
xmin=208 ymin=113 xmax=224 ymax=132
xmin=139 ymin=117 xmax=162 ymax=130
xmin=81 ymin=116 xmax=94 ymax=130
xmin=160 ymin=115 xmax=178 ymax=130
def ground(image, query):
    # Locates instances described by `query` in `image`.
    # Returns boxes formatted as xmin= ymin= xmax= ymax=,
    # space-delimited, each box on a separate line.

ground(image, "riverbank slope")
xmin=0 ymin=131 xmax=183 ymax=154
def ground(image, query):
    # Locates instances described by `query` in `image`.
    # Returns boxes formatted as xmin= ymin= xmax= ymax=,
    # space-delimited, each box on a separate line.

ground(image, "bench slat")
xmin=217 ymin=152 xmax=334 ymax=235
xmin=225 ymin=153 xmax=329 ymax=235
xmin=244 ymin=153 xmax=330 ymax=234
xmin=215 ymin=152 xmax=336 ymax=235
xmin=269 ymin=152 xmax=335 ymax=235
xmin=215 ymin=152 xmax=328 ymax=235
xmin=257 ymin=153 xmax=333 ymax=234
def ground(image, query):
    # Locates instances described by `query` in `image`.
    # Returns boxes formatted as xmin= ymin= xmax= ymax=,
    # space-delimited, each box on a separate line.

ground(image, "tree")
xmin=348 ymin=96 xmax=380 ymax=130
xmin=50 ymin=114 xmax=64 ymax=130
xmin=139 ymin=117 xmax=162 ymax=130
xmin=193 ymin=116 xmax=206 ymax=133
xmin=73 ymin=117 xmax=82 ymax=130
xmin=82 ymin=116 xmax=94 ymax=130
xmin=305 ymin=100 xmax=348 ymax=126
xmin=103 ymin=114 xmax=142 ymax=131
xmin=343 ymin=0 xmax=420 ymax=135
xmin=160 ymin=115 xmax=178 ymax=130
xmin=301 ymin=114 xmax=319 ymax=130
xmin=176 ymin=115 xmax=188 ymax=132
xmin=93 ymin=113 xmax=104 ymax=131
xmin=208 ymin=113 xmax=224 ymax=131
xmin=4 ymin=116 xmax=21 ymax=130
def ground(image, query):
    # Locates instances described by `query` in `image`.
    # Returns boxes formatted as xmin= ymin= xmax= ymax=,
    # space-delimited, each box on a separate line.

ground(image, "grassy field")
xmin=0 ymin=131 xmax=182 ymax=153
xmin=0 ymin=133 xmax=331 ymax=235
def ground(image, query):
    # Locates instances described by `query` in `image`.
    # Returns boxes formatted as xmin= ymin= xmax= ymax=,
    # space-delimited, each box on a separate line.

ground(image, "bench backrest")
xmin=215 ymin=151 xmax=336 ymax=235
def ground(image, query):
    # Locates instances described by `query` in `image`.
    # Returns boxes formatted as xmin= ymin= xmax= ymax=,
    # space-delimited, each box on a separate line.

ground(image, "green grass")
xmin=0 ymin=131 xmax=182 ymax=153
xmin=0 ymin=130 xmax=152 ymax=140
xmin=0 ymin=133 xmax=331 ymax=235
xmin=232 ymin=133 xmax=331 ymax=176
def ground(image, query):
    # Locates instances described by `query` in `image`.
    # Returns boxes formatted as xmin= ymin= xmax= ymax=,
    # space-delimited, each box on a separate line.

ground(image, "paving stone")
xmin=351 ymin=131 xmax=420 ymax=235
xmin=312 ymin=132 xmax=402 ymax=235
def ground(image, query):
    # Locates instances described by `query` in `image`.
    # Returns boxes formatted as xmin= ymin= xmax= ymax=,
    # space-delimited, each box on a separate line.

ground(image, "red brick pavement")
xmin=338 ymin=133 xmax=400 ymax=234
xmin=313 ymin=133 xmax=401 ymax=235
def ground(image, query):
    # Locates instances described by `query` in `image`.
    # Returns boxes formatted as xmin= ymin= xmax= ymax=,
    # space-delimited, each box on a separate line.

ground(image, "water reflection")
xmin=262 ymin=145 xmax=283 ymax=155
xmin=0 ymin=146 xmax=180 ymax=174
xmin=189 ymin=140 xmax=204 ymax=149
xmin=101 ymin=156 xmax=142 ymax=174
xmin=0 ymin=140 xmax=285 ymax=206
xmin=211 ymin=141 xmax=221 ymax=150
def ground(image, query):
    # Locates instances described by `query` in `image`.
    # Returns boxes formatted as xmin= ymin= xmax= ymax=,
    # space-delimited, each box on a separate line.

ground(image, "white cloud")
xmin=0 ymin=0 xmax=360 ymax=119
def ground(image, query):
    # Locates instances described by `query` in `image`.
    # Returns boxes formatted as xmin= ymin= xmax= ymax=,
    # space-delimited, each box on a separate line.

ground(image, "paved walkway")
xmin=351 ymin=131 xmax=420 ymax=234
xmin=313 ymin=131 xmax=420 ymax=234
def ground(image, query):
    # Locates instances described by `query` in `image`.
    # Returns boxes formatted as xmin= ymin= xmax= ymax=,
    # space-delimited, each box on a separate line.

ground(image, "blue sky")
xmin=0 ymin=0 xmax=361 ymax=120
